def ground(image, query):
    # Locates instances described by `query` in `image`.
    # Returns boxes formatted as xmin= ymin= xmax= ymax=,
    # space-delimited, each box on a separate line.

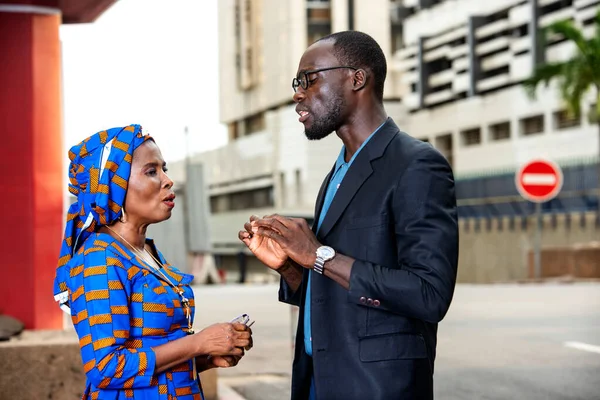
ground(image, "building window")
xmin=540 ymin=0 xmax=573 ymax=17
xmin=489 ymin=121 xmax=511 ymax=141
xmin=210 ymin=195 xmax=230 ymax=214
xmin=307 ymin=1 xmax=331 ymax=44
xmin=391 ymin=23 xmax=403 ymax=53
xmin=235 ymin=0 xmax=257 ymax=90
xmin=244 ymin=112 xmax=265 ymax=135
xmin=390 ymin=1 xmax=411 ymax=53
xmin=228 ymin=122 xmax=239 ymax=141
xmin=434 ymin=133 xmax=453 ymax=168
xmin=460 ymin=127 xmax=482 ymax=146
xmin=553 ymin=110 xmax=581 ymax=130
xmin=210 ymin=186 xmax=274 ymax=213
xmin=520 ymin=115 xmax=544 ymax=136
xmin=279 ymin=172 xmax=286 ymax=208
xmin=295 ymin=169 xmax=303 ymax=206
xmin=512 ymin=24 xmax=528 ymax=38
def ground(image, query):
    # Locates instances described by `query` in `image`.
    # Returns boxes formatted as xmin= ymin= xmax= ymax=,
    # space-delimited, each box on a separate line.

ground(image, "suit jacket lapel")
xmin=317 ymin=119 xmax=400 ymax=239
xmin=312 ymin=165 xmax=335 ymax=234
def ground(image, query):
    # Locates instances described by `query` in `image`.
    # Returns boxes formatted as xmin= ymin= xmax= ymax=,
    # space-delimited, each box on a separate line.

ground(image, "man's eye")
xmin=147 ymin=169 xmax=157 ymax=176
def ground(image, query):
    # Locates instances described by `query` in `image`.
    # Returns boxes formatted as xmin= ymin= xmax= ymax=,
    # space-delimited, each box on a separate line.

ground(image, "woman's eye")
xmin=163 ymin=168 xmax=169 ymax=173
xmin=147 ymin=169 xmax=157 ymax=176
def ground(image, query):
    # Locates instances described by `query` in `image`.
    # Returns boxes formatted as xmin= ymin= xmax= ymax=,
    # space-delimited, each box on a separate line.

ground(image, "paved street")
xmin=192 ymin=283 xmax=600 ymax=400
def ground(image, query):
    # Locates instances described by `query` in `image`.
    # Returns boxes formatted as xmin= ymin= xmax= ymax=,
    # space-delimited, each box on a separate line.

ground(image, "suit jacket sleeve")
xmin=348 ymin=147 xmax=459 ymax=323
xmin=278 ymin=262 xmax=304 ymax=306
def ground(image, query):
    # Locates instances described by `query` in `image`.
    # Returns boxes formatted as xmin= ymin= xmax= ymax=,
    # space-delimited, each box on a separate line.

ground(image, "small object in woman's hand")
xmin=230 ymin=313 xmax=250 ymax=325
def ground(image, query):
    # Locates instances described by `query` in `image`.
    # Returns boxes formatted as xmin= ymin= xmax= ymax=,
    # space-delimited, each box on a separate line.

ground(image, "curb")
xmin=218 ymin=382 xmax=248 ymax=400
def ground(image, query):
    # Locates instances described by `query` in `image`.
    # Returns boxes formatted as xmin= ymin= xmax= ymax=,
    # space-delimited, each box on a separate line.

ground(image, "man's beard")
xmin=304 ymin=95 xmax=344 ymax=141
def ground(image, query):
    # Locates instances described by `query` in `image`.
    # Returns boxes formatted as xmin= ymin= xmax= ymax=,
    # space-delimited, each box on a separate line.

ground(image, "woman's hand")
xmin=195 ymin=323 xmax=253 ymax=371
xmin=233 ymin=322 xmax=253 ymax=351
xmin=208 ymin=355 xmax=242 ymax=368
xmin=195 ymin=322 xmax=252 ymax=357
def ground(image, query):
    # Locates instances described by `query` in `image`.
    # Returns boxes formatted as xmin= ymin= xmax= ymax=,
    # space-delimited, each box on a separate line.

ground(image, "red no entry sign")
xmin=516 ymin=159 xmax=563 ymax=202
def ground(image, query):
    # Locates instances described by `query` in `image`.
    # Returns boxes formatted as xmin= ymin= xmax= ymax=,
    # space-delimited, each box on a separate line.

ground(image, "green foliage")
xmin=523 ymin=11 xmax=600 ymax=121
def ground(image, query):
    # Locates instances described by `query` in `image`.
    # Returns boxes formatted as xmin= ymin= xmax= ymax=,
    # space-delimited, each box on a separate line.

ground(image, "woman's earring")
xmin=119 ymin=208 xmax=127 ymax=223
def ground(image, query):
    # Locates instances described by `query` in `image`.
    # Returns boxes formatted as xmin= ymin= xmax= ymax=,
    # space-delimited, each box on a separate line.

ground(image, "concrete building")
xmin=170 ymin=0 xmax=599 ymax=282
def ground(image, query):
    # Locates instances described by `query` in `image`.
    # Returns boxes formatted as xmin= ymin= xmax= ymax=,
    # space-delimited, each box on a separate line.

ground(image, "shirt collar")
xmin=335 ymin=119 xmax=388 ymax=171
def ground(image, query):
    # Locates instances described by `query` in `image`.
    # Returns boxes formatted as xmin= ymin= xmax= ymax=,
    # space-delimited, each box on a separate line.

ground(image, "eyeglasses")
xmin=292 ymin=66 xmax=357 ymax=92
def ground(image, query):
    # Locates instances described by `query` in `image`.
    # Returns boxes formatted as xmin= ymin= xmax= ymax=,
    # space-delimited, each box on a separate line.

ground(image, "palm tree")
xmin=523 ymin=10 xmax=600 ymax=216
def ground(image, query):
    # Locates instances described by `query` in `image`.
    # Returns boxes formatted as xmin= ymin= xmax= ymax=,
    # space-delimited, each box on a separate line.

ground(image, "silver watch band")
xmin=313 ymin=256 xmax=325 ymax=274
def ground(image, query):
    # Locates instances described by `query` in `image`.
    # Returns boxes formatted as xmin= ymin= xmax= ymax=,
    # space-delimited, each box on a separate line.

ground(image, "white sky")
xmin=60 ymin=0 xmax=226 ymax=163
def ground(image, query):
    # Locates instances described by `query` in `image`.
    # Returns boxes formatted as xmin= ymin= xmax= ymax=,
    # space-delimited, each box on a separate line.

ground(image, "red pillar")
xmin=0 ymin=3 xmax=63 ymax=329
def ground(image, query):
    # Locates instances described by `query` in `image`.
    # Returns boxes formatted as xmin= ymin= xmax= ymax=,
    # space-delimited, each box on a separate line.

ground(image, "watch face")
xmin=318 ymin=246 xmax=335 ymax=259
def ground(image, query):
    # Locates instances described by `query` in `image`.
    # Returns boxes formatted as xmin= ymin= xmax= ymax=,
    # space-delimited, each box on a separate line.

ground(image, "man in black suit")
xmin=239 ymin=30 xmax=458 ymax=400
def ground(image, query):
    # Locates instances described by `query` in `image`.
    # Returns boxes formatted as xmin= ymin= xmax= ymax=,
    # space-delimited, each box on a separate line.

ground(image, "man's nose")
xmin=293 ymin=89 xmax=305 ymax=103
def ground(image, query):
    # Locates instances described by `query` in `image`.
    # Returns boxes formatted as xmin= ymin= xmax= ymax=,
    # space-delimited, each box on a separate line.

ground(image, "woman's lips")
xmin=163 ymin=194 xmax=176 ymax=209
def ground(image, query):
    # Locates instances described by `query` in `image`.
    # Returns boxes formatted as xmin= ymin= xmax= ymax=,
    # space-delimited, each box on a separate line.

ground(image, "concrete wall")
xmin=458 ymin=212 xmax=600 ymax=283
xmin=0 ymin=331 xmax=219 ymax=400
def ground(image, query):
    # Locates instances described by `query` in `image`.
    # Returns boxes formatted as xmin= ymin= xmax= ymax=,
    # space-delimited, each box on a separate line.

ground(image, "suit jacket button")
xmin=359 ymin=297 xmax=366 ymax=304
xmin=373 ymin=300 xmax=381 ymax=307
xmin=367 ymin=298 xmax=373 ymax=305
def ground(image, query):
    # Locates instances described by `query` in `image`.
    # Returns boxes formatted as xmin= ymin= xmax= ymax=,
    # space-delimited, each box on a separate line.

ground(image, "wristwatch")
xmin=313 ymin=246 xmax=336 ymax=274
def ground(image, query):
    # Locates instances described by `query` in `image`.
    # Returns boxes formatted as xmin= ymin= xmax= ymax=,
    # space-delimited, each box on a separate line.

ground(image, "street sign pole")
xmin=534 ymin=202 xmax=542 ymax=280
xmin=515 ymin=159 xmax=563 ymax=280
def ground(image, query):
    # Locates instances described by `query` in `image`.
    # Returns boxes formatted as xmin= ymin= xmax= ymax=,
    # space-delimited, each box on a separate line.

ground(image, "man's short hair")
xmin=317 ymin=31 xmax=387 ymax=102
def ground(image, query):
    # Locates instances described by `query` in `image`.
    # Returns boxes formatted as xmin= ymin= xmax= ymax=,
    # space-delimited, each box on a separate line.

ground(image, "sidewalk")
xmin=218 ymin=382 xmax=247 ymax=400
xmin=218 ymin=375 xmax=291 ymax=400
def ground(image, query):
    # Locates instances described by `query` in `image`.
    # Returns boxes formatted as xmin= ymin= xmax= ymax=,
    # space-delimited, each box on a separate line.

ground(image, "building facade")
xmin=173 ymin=0 xmax=599 ymax=282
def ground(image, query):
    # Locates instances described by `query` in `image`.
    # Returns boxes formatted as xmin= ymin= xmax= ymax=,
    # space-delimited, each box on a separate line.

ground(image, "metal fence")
xmin=455 ymin=158 xmax=599 ymax=219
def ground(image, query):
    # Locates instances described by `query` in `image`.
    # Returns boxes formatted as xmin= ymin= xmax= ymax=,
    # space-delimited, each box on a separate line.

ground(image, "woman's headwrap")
xmin=53 ymin=124 xmax=152 ymax=314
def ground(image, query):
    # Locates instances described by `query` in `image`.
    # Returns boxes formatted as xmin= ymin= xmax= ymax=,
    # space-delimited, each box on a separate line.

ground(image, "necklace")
xmin=106 ymin=225 xmax=195 ymax=335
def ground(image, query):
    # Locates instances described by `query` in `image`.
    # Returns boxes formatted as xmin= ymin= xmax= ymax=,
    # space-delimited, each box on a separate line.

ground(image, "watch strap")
xmin=313 ymin=256 xmax=325 ymax=274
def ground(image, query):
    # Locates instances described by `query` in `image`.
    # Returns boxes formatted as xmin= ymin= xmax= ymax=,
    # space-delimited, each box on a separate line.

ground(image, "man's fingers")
xmin=238 ymin=231 xmax=252 ymax=247
xmin=257 ymin=226 xmax=285 ymax=243
xmin=253 ymin=217 xmax=288 ymax=235
xmin=271 ymin=214 xmax=295 ymax=228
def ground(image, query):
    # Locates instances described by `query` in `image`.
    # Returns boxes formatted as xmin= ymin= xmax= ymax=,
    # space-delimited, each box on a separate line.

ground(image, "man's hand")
xmin=239 ymin=215 xmax=288 ymax=270
xmin=251 ymin=215 xmax=321 ymax=269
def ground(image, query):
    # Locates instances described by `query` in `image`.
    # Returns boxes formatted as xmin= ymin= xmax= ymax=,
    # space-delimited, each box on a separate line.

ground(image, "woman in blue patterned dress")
xmin=53 ymin=124 xmax=252 ymax=400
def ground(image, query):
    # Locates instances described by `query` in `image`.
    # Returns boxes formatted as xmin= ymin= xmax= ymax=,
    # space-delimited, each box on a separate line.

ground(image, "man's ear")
xmin=352 ymin=69 xmax=367 ymax=91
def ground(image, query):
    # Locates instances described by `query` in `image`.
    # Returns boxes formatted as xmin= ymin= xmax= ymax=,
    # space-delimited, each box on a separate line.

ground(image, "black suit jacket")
xmin=280 ymin=118 xmax=459 ymax=400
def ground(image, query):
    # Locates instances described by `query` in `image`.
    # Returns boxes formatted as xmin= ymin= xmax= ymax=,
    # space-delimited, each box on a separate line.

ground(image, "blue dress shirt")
xmin=304 ymin=121 xmax=386 ymax=398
